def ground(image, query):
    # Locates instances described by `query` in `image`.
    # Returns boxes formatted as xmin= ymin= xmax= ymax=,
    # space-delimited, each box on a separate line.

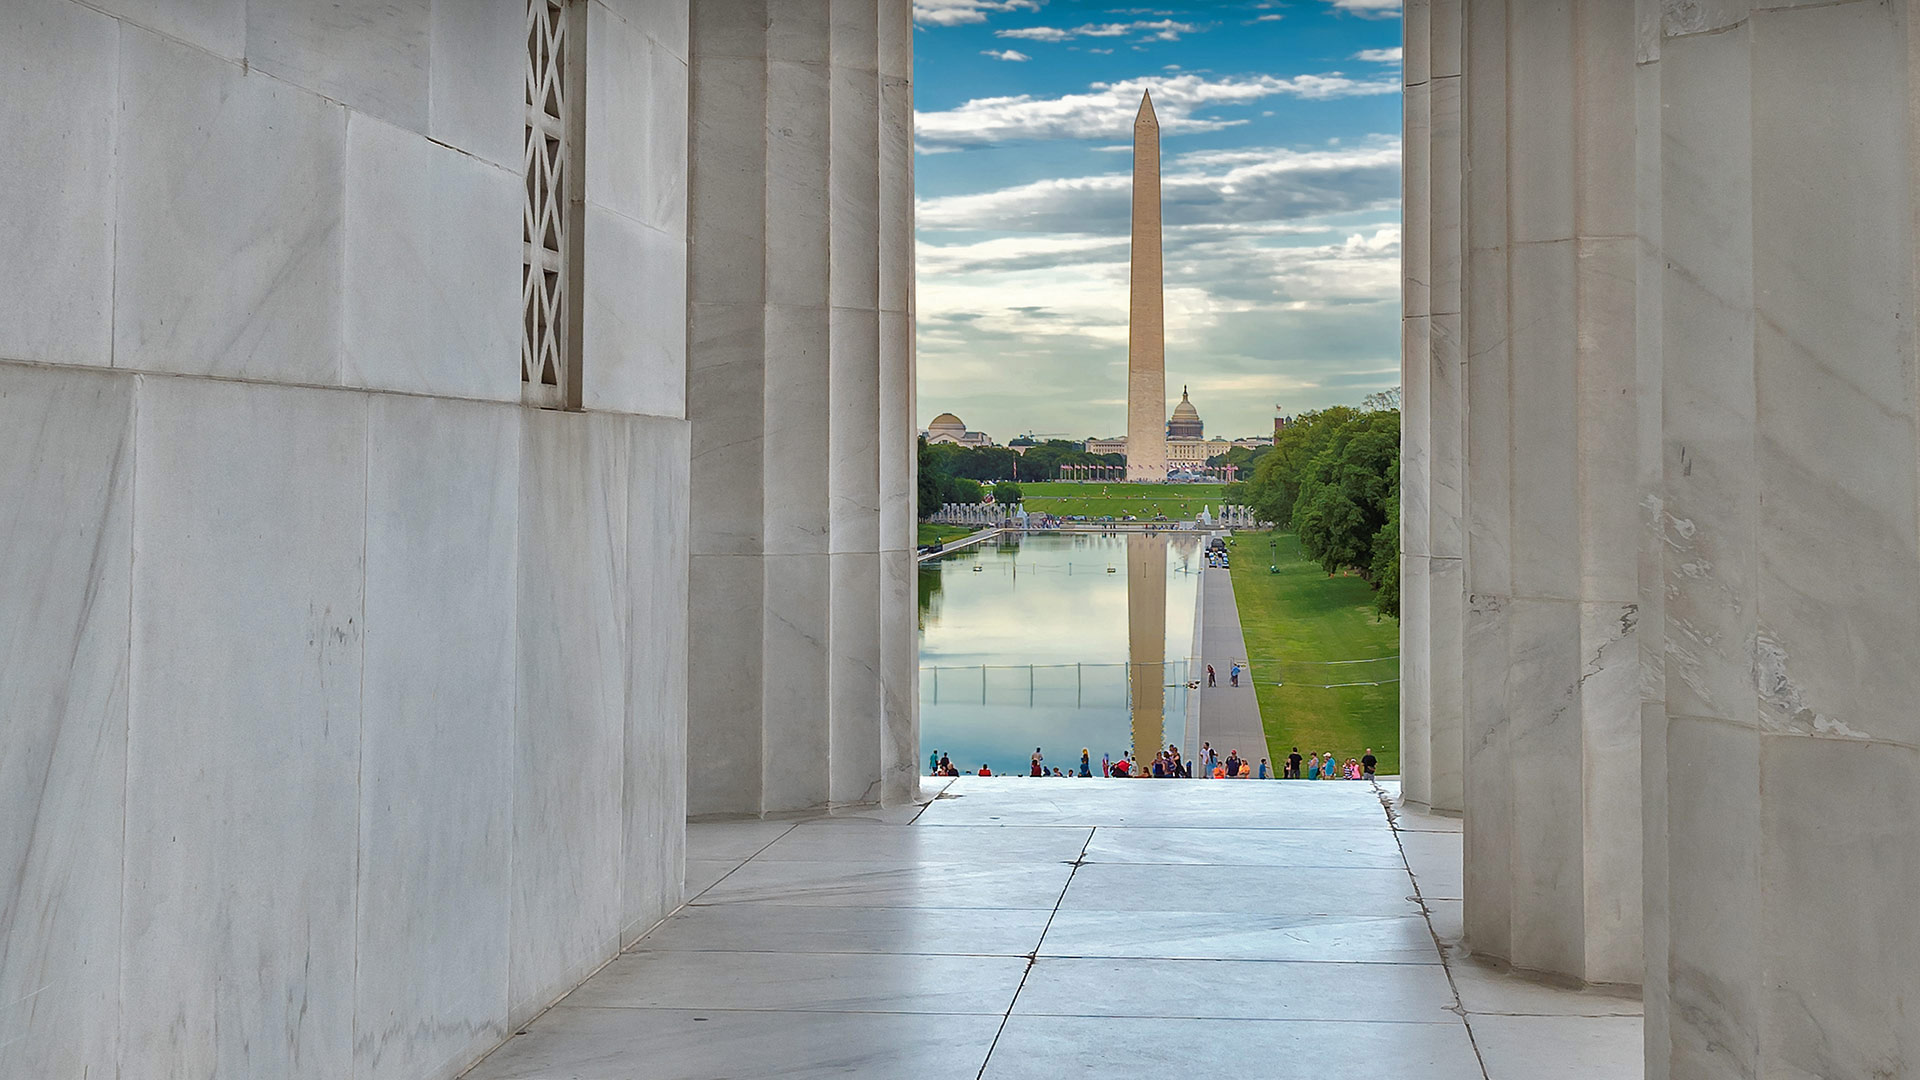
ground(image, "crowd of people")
xmin=927 ymin=745 xmax=1380 ymax=781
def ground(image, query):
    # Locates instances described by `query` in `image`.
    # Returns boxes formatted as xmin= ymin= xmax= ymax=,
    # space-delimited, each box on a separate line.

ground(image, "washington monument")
xmin=1126 ymin=90 xmax=1167 ymax=482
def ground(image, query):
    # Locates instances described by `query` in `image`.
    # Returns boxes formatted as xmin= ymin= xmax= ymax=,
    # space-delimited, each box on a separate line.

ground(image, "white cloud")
xmin=915 ymin=72 xmax=1399 ymax=146
xmin=982 ymin=48 xmax=1032 ymax=61
xmin=997 ymin=18 xmax=1201 ymax=42
xmin=1254 ymin=13 xmax=1285 ymax=21
xmin=1330 ymin=0 xmax=1402 ymax=17
xmin=1354 ymin=46 xmax=1402 ymax=62
xmin=912 ymin=0 xmax=1042 ymax=26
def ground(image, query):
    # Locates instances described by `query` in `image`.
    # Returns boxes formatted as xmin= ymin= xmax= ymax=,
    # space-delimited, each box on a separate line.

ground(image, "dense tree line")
xmin=917 ymin=439 xmax=1039 ymax=510
xmin=1230 ymin=404 xmax=1401 ymax=618
xmin=922 ymin=440 xmax=1123 ymax=487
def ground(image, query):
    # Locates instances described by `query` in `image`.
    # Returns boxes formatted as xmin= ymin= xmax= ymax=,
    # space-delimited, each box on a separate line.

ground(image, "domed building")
xmin=922 ymin=412 xmax=994 ymax=448
xmin=1164 ymin=386 xmax=1234 ymax=468
xmin=1166 ymin=387 xmax=1204 ymax=440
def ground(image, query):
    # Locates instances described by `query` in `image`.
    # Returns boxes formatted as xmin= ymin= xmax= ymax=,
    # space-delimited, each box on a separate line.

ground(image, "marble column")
xmin=687 ymin=0 xmax=916 ymax=815
xmin=1653 ymin=2 xmax=1920 ymax=1075
xmin=1400 ymin=0 xmax=1466 ymax=815
xmin=1449 ymin=0 xmax=1644 ymax=986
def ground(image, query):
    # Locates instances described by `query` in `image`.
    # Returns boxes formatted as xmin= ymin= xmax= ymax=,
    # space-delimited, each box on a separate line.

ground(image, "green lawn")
xmin=1227 ymin=531 xmax=1401 ymax=775
xmin=1018 ymin=481 xmax=1226 ymax=521
xmin=917 ymin=522 xmax=978 ymax=546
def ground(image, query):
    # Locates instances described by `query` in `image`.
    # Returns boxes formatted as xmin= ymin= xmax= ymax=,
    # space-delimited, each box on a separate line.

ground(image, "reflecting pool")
xmin=918 ymin=532 xmax=1203 ymax=776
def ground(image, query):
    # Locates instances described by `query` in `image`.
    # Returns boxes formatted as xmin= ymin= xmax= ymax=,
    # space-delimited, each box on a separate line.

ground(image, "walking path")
xmin=460 ymin=779 xmax=1640 ymax=1079
xmin=1196 ymin=564 xmax=1274 ymax=774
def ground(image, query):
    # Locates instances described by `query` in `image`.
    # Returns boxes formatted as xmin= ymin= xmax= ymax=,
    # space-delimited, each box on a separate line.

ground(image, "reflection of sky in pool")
xmin=918 ymin=533 xmax=1202 ymax=776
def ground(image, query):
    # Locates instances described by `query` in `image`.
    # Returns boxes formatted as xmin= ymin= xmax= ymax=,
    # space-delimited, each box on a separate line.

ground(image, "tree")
xmin=917 ymin=438 xmax=945 ymax=518
xmin=992 ymin=480 xmax=1022 ymax=504
xmin=949 ymin=477 xmax=984 ymax=504
xmin=1363 ymin=386 xmax=1402 ymax=411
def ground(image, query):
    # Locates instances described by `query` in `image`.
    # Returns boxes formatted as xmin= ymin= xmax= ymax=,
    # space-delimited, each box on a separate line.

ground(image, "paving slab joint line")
xmin=974 ymin=827 xmax=1097 ymax=1080
xmin=1375 ymin=783 xmax=1493 ymax=1080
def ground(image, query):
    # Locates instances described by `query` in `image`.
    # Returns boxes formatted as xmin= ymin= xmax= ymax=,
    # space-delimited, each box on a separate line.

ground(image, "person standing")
xmin=1362 ymin=749 xmax=1377 ymax=780
xmin=930 ymin=749 xmax=940 ymax=774
xmin=1031 ymin=747 xmax=1045 ymax=777
xmin=1287 ymin=747 xmax=1302 ymax=779
xmin=1306 ymin=754 xmax=1321 ymax=781
xmin=1206 ymin=664 xmax=1216 ymax=687
xmin=1225 ymin=750 xmax=1241 ymax=778
xmin=1257 ymin=758 xmax=1270 ymax=779
xmin=1080 ymin=748 xmax=1092 ymax=777
xmin=1229 ymin=662 xmax=1240 ymax=687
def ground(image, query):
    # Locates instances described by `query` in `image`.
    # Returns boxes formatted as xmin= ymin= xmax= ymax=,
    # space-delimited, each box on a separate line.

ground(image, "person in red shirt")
xmin=978 ymin=765 xmax=992 ymax=776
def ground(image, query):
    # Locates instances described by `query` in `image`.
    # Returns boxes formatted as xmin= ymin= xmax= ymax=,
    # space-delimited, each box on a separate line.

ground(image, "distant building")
xmin=1164 ymin=387 xmax=1231 ymax=466
xmin=1007 ymin=435 xmax=1037 ymax=455
xmin=922 ymin=412 xmax=995 ymax=448
xmin=1167 ymin=387 xmax=1204 ymax=440
xmin=1084 ymin=436 xmax=1128 ymax=456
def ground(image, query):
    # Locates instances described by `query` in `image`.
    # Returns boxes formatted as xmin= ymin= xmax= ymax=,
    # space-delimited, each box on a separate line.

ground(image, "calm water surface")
xmin=918 ymin=532 xmax=1202 ymax=776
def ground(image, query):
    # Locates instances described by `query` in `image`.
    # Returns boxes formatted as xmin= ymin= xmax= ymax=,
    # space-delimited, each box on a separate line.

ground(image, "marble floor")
xmin=462 ymin=777 xmax=1643 ymax=1079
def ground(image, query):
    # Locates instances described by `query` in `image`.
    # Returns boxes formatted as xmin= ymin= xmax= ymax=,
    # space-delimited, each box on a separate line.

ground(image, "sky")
xmin=912 ymin=0 xmax=1403 ymax=442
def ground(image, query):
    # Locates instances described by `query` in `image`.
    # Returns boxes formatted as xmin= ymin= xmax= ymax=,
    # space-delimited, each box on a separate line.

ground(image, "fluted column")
xmin=687 ymin=0 xmax=914 ymax=815
xmin=1655 ymin=2 xmax=1920 ymax=1075
xmin=1453 ymin=0 xmax=1643 ymax=986
xmin=1401 ymin=0 xmax=1466 ymax=815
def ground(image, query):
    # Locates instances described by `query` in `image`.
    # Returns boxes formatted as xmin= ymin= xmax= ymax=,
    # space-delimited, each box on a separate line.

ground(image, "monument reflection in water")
xmin=918 ymin=532 xmax=1199 ymax=776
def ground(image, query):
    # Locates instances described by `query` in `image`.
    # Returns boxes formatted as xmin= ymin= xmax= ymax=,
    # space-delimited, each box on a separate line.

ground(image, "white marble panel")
xmin=1427 ymin=556 xmax=1465 ymax=813
xmin=691 ymin=0 xmax=770 ymax=60
xmin=115 ymin=29 xmax=345 ymax=383
xmin=569 ymin=949 xmax=1027 ymax=1014
xmin=688 ymin=302 xmax=765 ymax=555
xmin=878 ymin=70 xmax=913 ymax=314
xmin=1402 ymin=80 xmax=1431 ymax=319
xmin=686 ymin=554 xmax=765 ymax=816
xmin=581 ymin=205 xmax=688 ymax=418
xmin=343 ymin=114 xmax=519 ymax=401
xmin=1758 ymin=736 xmax=1919 ymax=1077
xmin=1662 ymin=0 xmax=1750 ymax=38
xmin=1577 ymin=601 xmax=1641 ymax=985
xmin=1473 ymin=1015 xmax=1645 ymax=1079
xmin=879 ymin=547 xmax=920 ymax=805
xmin=1501 ymin=596 xmax=1584 ymax=977
xmin=829 ymin=551 xmax=883 ymax=805
xmin=768 ymin=0 xmax=830 ymax=63
xmin=1461 ymin=593 xmax=1511 ymax=959
xmin=1574 ymin=0 xmax=1637 ymax=242
xmin=829 ymin=59 xmax=882 ymax=311
xmin=1576 ymin=238 xmax=1643 ymax=602
xmin=1399 ymin=554 xmax=1432 ymax=808
xmin=1506 ymin=240 xmax=1579 ymax=599
xmin=1403 ymin=0 xmax=1430 ymax=86
xmin=1506 ymin=1 xmax=1574 ymax=244
xmin=1464 ymin=248 xmax=1511 ymax=598
xmin=428 ymin=0 xmax=521 ymax=168
xmin=763 ymin=552 xmax=832 ymax=811
xmin=1429 ymin=76 xmax=1462 ymax=317
xmin=246 ymin=0 xmax=429 ymax=132
xmin=0 ymin=365 xmax=131 ymax=1080
xmin=988 ymin=1015 xmax=1482 ymax=1080
xmin=687 ymin=54 xmax=766 ymax=305
xmin=124 ymin=378 xmax=365 ymax=1080
xmin=1661 ymin=714 xmax=1759 ymax=1078
xmin=624 ymin=416 xmax=691 ymax=943
xmin=511 ymin=410 xmax=629 ymax=1023
xmin=766 ymin=58 xmax=832 ymax=310
xmin=1751 ymin=0 xmax=1920 ymax=749
xmin=1401 ymin=315 xmax=1432 ymax=559
xmin=1659 ymin=23 xmax=1756 ymax=724
xmin=587 ymin=3 xmax=689 ymax=236
xmin=354 ymin=395 xmax=517 ymax=1080
xmin=829 ymin=307 xmax=881 ymax=553
xmin=605 ymin=0 xmax=690 ymax=61
xmin=1428 ymin=312 xmax=1463 ymax=559
xmin=877 ymin=308 xmax=916 ymax=549
xmin=1431 ymin=0 xmax=1460 ymax=78
xmin=879 ymin=0 xmax=910 ymax=80
xmin=1018 ymin=957 xmax=1456 ymax=1023
xmin=763 ymin=304 xmax=831 ymax=554
xmin=92 ymin=0 xmax=244 ymax=57
xmin=0 ymin=2 xmax=115 ymax=367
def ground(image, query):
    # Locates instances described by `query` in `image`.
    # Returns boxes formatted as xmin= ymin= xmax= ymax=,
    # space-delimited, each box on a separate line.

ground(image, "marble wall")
xmin=1409 ymin=0 xmax=1920 ymax=1074
xmin=0 ymin=3 xmax=691 ymax=1078
xmin=687 ymin=0 xmax=919 ymax=817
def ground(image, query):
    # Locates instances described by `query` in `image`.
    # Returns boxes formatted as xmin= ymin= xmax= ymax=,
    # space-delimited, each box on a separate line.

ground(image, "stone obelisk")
xmin=1126 ymin=91 xmax=1167 ymax=483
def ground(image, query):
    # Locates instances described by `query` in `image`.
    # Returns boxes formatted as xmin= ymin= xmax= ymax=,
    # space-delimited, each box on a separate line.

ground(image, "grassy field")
xmin=1018 ymin=481 xmax=1226 ymax=521
xmin=1227 ymin=531 xmax=1401 ymax=775
xmin=917 ymin=522 xmax=978 ymax=546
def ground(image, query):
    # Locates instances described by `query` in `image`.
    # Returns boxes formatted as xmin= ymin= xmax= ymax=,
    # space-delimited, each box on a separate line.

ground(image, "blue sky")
xmin=913 ymin=0 xmax=1403 ymax=441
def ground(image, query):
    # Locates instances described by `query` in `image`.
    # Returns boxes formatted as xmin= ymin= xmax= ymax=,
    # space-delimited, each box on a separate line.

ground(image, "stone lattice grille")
xmin=523 ymin=0 xmax=567 ymax=398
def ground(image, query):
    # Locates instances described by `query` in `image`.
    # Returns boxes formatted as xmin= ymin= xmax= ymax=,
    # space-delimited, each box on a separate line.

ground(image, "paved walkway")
xmin=1196 ymin=565 xmax=1274 ymax=773
xmin=461 ymin=779 xmax=1641 ymax=1079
